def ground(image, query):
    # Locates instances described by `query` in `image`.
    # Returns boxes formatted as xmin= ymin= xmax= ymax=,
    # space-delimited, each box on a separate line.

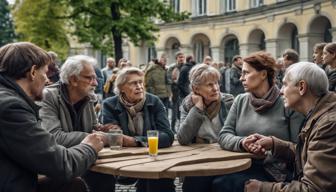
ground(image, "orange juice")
xmin=148 ymin=136 xmax=158 ymax=156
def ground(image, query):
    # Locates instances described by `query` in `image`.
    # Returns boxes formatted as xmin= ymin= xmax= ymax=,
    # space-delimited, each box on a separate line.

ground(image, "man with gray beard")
xmin=39 ymin=55 xmax=116 ymax=192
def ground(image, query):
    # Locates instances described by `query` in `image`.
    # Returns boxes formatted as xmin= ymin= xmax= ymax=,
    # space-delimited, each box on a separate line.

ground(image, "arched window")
xmin=194 ymin=40 xmax=204 ymax=63
xmin=260 ymin=33 xmax=266 ymax=50
xmin=324 ymin=22 xmax=332 ymax=42
xmin=291 ymin=28 xmax=299 ymax=53
xmin=224 ymin=39 xmax=239 ymax=64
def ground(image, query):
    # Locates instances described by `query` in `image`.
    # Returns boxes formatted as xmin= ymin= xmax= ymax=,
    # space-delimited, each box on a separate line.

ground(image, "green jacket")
xmin=145 ymin=63 xmax=170 ymax=98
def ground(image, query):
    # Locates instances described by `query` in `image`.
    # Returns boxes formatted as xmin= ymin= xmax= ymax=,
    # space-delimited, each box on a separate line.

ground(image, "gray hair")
xmin=114 ymin=67 xmax=144 ymax=95
xmin=284 ymin=62 xmax=328 ymax=97
xmin=60 ymin=55 xmax=97 ymax=84
xmin=189 ymin=64 xmax=220 ymax=89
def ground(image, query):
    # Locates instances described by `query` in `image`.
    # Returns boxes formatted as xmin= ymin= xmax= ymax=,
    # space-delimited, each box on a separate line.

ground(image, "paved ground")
xmin=115 ymin=177 xmax=183 ymax=192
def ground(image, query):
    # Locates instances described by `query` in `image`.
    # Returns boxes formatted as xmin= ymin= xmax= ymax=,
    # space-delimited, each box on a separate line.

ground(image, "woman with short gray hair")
xmin=177 ymin=64 xmax=234 ymax=192
xmin=102 ymin=67 xmax=175 ymax=192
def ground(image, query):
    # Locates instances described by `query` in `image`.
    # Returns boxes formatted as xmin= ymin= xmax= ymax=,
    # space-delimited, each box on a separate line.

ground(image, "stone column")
xmin=210 ymin=46 xmax=223 ymax=62
xmin=298 ymin=33 xmax=323 ymax=62
xmin=265 ymin=39 xmax=279 ymax=58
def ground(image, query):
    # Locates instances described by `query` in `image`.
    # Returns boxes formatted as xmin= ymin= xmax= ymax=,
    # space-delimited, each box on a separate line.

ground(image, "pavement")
xmin=115 ymin=177 xmax=183 ymax=192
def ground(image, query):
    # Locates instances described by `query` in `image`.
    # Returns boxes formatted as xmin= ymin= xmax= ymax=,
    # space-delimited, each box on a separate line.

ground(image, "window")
xmin=226 ymin=0 xmax=236 ymax=12
xmin=192 ymin=0 xmax=207 ymax=16
xmin=250 ymin=0 xmax=263 ymax=8
xmin=147 ymin=46 xmax=157 ymax=63
xmin=291 ymin=28 xmax=299 ymax=53
xmin=170 ymin=0 xmax=180 ymax=13
xmin=224 ymin=39 xmax=239 ymax=64
xmin=194 ymin=40 xmax=204 ymax=63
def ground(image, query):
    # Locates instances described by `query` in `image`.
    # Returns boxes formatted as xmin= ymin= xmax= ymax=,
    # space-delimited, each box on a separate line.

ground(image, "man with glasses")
xmin=39 ymin=55 xmax=116 ymax=192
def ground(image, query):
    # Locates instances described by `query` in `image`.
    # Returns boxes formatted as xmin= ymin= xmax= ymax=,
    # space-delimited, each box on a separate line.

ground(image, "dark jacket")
xmin=102 ymin=93 xmax=174 ymax=148
xmin=261 ymin=92 xmax=336 ymax=192
xmin=178 ymin=62 xmax=195 ymax=99
xmin=0 ymin=74 xmax=97 ymax=192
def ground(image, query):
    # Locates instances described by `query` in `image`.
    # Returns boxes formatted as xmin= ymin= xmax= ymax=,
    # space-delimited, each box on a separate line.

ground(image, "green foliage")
xmin=63 ymin=0 xmax=190 ymax=57
xmin=0 ymin=0 xmax=16 ymax=46
xmin=12 ymin=0 xmax=69 ymax=59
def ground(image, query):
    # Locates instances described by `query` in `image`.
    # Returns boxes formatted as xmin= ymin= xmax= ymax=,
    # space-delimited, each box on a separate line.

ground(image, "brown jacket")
xmin=260 ymin=92 xmax=336 ymax=192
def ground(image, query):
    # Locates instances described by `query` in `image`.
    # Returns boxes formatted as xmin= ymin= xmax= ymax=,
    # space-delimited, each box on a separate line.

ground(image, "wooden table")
xmin=91 ymin=143 xmax=253 ymax=179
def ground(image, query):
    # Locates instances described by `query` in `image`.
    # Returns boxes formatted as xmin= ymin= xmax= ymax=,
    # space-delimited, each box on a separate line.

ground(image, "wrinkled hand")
xmin=123 ymin=135 xmax=138 ymax=147
xmin=95 ymin=123 xmax=121 ymax=132
xmin=241 ymin=134 xmax=259 ymax=152
xmin=244 ymin=134 xmax=273 ymax=156
xmin=81 ymin=133 xmax=104 ymax=153
xmin=93 ymin=131 xmax=109 ymax=146
xmin=191 ymin=92 xmax=204 ymax=110
xmin=245 ymin=179 xmax=262 ymax=192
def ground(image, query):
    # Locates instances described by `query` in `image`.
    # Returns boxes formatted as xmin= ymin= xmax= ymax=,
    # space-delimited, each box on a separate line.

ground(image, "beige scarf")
xmin=119 ymin=94 xmax=146 ymax=136
xmin=183 ymin=93 xmax=221 ymax=120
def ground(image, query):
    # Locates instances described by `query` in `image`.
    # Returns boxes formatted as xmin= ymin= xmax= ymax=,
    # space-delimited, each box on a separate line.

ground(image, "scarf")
xmin=249 ymin=85 xmax=280 ymax=112
xmin=183 ymin=93 xmax=221 ymax=120
xmin=119 ymin=94 xmax=146 ymax=136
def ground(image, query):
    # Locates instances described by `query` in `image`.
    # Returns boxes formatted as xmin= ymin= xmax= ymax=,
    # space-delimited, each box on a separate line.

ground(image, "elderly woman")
xmin=102 ymin=67 xmax=174 ymax=192
xmin=212 ymin=52 xmax=304 ymax=192
xmin=245 ymin=62 xmax=336 ymax=192
xmin=177 ymin=64 xmax=234 ymax=145
xmin=177 ymin=64 xmax=234 ymax=192
xmin=322 ymin=42 xmax=336 ymax=91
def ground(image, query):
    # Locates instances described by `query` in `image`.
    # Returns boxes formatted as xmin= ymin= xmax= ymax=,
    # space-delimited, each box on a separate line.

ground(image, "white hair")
xmin=284 ymin=62 xmax=328 ymax=97
xmin=114 ymin=67 xmax=144 ymax=95
xmin=60 ymin=55 xmax=97 ymax=84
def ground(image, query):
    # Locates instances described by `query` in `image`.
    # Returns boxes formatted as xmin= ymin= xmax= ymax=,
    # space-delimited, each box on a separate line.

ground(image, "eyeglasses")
xmin=79 ymin=75 xmax=97 ymax=83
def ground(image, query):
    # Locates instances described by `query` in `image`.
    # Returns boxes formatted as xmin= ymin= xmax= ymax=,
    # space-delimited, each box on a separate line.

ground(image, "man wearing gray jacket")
xmin=0 ymin=42 xmax=104 ymax=192
xmin=39 ymin=55 xmax=115 ymax=192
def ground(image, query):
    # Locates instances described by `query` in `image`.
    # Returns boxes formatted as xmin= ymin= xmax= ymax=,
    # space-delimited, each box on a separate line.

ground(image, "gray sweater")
xmin=218 ymin=93 xmax=304 ymax=152
xmin=177 ymin=93 xmax=234 ymax=145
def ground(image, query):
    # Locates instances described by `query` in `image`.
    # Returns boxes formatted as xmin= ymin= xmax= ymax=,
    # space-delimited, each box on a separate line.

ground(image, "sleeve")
xmin=0 ymin=99 xmax=97 ymax=181
xmin=261 ymin=117 xmax=336 ymax=192
xmin=177 ymin=105 xmax=205 ymax=145
xmin=218 ymin=95 xmax=244 ymax=152
xmin=39 ymin=90 xmax=88 ymax=147
xmin=101 ymin=98 xmax=120 ymax=125
xmin=144 ymin=69 xmax=155 ymax=94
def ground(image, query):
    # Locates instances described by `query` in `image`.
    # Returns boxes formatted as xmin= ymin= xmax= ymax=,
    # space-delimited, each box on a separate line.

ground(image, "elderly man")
xmin=0 ymin=42 xmax=103 ymax=192
xmin=245 ymin=62 xmax=336 ymax=192
xmin=39 ymin=55 xmax=115 ymax=192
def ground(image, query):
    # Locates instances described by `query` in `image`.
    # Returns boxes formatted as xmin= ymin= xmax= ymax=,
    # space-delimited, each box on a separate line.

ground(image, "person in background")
xmin=214 ymin=52 xmax=304 ymax=192
xmin=245 ymin=62 xmax=336 ymax=192
xmin=102 ymin=67 xmax=175 ymax=192
xmin=46 ymin=51 xmax=60 ymax=85
xmin=145 ymin=55 xmax=170 ymax=112
xmin=167 ymin=51 xmax=185 ymax=132
xmin=178 ymin=55 xmax=196 ymax=99
xmin=39 ymin=55 xmax=115 ymax=192
xmin=322 ymin=42 xmax=336 ymax=91
xmin=312 ymin=42 xmax=327 ymax=69
xmin=228 ymin=55 xmax=245 ymax=96
xmin=203 ymin=55 xmax=213 ymax=65
xmin=275 ymin=57 xmax=285 ymax=89
xmin=0 ymin=42 xmax=103 ymax=192
xmin=282 ymin=49 xmax=299 ymax=68
xmin=101 ymin=57 xmax=115 ymax=86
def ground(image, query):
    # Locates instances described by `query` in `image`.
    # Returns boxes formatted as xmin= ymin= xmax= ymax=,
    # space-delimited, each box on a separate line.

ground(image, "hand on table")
xmin=123 ymin=135 xmax=138 ymax=147
xmin=242 ymin=134 xmax=273 ymax=156
xmin=81 ymin=133 xmax=104 ymax=153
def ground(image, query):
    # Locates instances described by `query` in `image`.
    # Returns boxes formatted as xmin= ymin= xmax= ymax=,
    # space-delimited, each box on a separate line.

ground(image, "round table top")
xmin=91 ymin=143 xmax=253 ymax=179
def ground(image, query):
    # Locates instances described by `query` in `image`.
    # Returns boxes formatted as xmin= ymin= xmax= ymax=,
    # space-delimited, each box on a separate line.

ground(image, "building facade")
xmin=128 ymin=0 xmax=336 ymax=65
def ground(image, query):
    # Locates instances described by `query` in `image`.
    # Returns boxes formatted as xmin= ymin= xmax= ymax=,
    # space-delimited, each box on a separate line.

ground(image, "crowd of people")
xmin=0 ymin=41 xmax=336 ymax=192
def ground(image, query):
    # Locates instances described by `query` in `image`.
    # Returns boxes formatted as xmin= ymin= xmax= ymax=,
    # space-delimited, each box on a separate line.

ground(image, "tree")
xmin=12 ymin=0 xmax=69 ymax=59
xmin=0 ymin=0 xmax=16 ymax=46
xmin=63 ymin=0 xmax=189 ymax=64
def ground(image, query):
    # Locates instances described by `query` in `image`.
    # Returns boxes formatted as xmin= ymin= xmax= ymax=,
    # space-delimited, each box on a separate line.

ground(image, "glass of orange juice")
xmin=147 ymin=130 xmax=159 ymax=158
